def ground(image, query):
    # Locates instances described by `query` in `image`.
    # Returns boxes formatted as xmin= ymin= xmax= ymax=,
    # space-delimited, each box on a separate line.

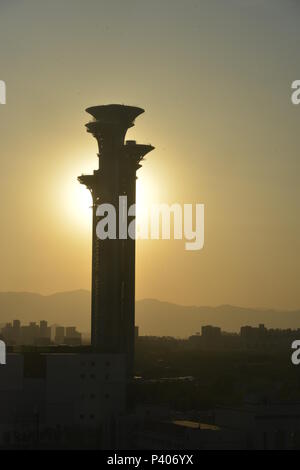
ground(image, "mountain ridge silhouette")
xmin=0 ymin=291 xmax=299 ymax=337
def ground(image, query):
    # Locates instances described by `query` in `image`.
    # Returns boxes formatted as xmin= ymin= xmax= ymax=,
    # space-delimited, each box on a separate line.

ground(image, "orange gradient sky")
xmin=0 ymin=0 xmax=299 ymax=309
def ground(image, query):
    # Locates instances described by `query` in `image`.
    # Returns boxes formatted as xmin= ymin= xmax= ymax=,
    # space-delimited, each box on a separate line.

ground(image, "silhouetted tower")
xmin=78 ymin=104 xmax=154 ymax=376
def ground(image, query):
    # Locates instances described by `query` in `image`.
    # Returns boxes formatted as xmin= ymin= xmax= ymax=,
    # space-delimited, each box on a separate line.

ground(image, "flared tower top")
xmin=86 ymin=104 xmax=144 ymax=127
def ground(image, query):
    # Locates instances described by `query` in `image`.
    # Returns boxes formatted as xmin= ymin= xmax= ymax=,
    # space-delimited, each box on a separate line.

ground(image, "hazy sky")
xmin=0 ymin=0 xmax=299 ymax=309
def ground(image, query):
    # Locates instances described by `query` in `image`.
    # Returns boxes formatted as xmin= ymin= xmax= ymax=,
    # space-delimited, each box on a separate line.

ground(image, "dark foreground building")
xmin=79 ymin=105 xmax=154 ymax=376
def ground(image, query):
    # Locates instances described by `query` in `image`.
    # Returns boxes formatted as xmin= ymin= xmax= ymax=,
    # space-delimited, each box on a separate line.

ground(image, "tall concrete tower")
xmin=78 ymin=104 xmax=154 ymax=376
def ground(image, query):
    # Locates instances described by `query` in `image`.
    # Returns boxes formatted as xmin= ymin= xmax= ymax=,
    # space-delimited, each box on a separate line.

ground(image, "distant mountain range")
xmin=137 ymin=299 xmax=300 ymax=337
xmin=0 ymin=290 xmax=299 ymax=337
xmin=0 ymin=290 xmax=90 ymax=332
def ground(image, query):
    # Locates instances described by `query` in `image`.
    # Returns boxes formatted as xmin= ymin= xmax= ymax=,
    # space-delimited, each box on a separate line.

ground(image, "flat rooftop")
xmin=172 ymin=420 xmax=220 ymax=431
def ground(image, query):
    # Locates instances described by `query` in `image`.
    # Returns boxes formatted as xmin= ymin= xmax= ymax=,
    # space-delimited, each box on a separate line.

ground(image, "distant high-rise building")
xmin=37 ymin=320 xmax=51 ymax=346
xmin=13 ymin=320 xmax=20 ymax=330
xmin=64 ymin=326 xmax=82 ymax=346
xmin=12 ymin=320 xmax=21 ymax=343
xmin=54 ymin=326 xmax=65 ymax=345
xmin=202 ymin=325 xmax=221 ymax=339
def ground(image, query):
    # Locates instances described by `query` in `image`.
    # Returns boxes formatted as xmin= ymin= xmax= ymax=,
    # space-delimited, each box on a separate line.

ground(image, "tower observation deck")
xmin=78 ymin=104 xmax=154 ymax=376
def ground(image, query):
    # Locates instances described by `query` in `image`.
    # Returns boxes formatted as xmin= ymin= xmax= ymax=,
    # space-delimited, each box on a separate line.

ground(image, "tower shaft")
xmin=78 ymin=104 xmax=154 ymax=376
